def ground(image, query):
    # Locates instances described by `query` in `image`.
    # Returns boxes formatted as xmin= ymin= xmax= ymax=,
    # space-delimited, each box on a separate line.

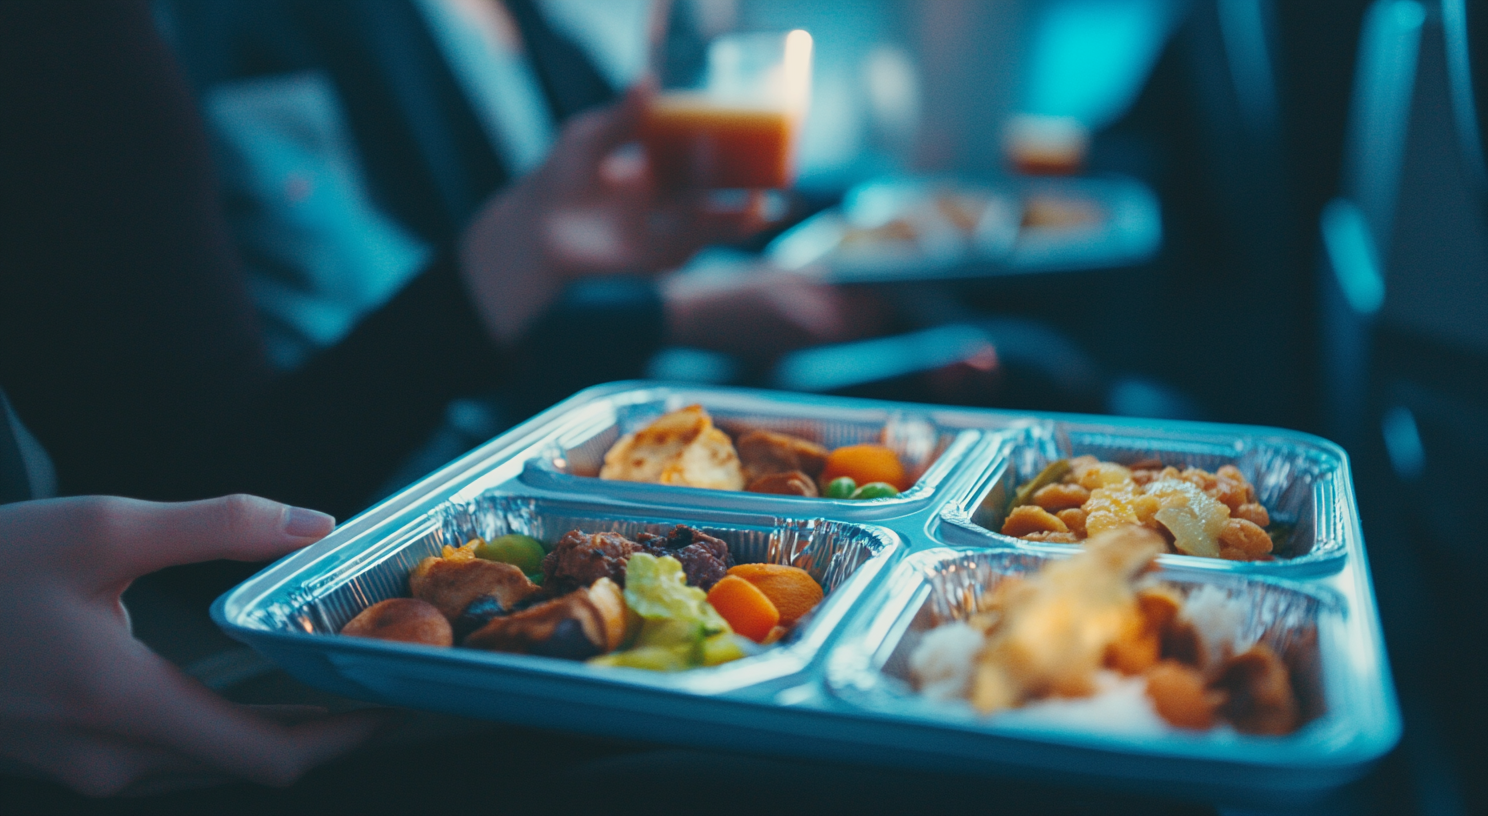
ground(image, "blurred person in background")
xmin=152 ymin=0 xmax=881 ymax=486
xmin=0 ymin=0 xmax=863 ymax=525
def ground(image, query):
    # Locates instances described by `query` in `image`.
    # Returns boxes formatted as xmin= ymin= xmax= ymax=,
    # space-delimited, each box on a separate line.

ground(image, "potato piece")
xmin=1234 ymin=502 xmax=1270 ymax=527
xmin=1217 ymin=518 xmax=1272 ymax=560
xmin=1000 ymin=505 xmax=1068 ymax=537
xmin=410 ymin=556 xmax=540 ymax=622
xmin=1032 ymin=482 xmax=1090 ymax=511
xmin=1056 ymin=508 xmax=1088 ymax=537
xmin=1146 ymin=661 xmax=1224 ymax=729
xmin=341 ymin=598 xmax=452 ymax=647
xmin=1022 ymin=531 xmax=1080 ymax=543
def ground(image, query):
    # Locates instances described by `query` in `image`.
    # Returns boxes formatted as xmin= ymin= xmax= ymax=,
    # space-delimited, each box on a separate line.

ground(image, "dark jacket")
xmin=0 ymin=1 xmax=504 ymax=517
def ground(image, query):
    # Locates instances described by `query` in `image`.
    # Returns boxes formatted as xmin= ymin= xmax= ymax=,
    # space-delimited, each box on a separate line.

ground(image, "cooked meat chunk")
xmin=635 ymin=525 xmax=734 ymax=590
xmin=409 ymin=555 xmax=540 ymax=622
xmin=541 ymin=530 xmax=638 ymax=594
xmin=745 ymin=470 xmax=819 ymax=497
xmin=736 ymin=429 xmax=829 ymax=483
xmin=464 ymin=579 xmax=626 ymax=659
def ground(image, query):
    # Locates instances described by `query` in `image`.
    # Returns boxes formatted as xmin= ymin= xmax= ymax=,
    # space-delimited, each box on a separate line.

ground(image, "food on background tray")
xmin=908 ymin=527 xmax=1302 ymax=735
xmin=599 ymin=405 xmax=913 ymax=500
xmin=339 ymin=524 xmax=824 ymax=670
xmin=1019 ymin=193 xmax=1103 ymax=230
xmin=1003 ymin=114 xmax=1091 ymax=176
xmin=1000 ymin=455 xmax=1282 ymax=561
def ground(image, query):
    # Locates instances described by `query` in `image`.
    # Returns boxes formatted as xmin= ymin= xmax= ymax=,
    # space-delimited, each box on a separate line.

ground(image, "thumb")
xmin=85 ymin=494 xmax=335 ymax=581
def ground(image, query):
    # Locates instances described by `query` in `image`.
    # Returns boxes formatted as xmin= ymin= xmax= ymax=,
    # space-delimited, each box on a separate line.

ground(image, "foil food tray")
xmin=212 ymin=382 xmax=1397 ymax=803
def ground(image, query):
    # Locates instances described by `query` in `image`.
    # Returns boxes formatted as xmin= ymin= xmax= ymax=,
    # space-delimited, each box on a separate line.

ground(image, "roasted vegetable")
xmin=823 ymin=476 xmax=857 ymax=499
xmin=340 ymin=598 xmax=453 ymax=646
xmin=464 ymin=578 xmax=627 ymax=658
xmin=849 ymin=481 xmax=899 ymax=500
xmin=1010 ymin=459 xmax=1071 ymax=510
xmin=409 ymin=543 xmax=541 ymax=622
xmin=474 ymin=533 xmax=546 ymax=577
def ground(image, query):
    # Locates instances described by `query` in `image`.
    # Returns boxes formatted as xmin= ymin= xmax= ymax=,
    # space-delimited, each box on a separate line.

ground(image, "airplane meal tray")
xmin=212 ymin=382 xmax=1398 ymax=803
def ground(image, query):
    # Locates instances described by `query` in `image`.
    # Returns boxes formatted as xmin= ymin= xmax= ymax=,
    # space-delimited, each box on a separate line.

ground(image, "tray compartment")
xmin=518 ymin=388 xmax=984 ymax=517
xmin=825 ymin=548 xmax=1393 ymax=772
xmin=945 ymin=421 xmax=1349 ymax=571
xmin=231 ymin=490 xmax=901 ymax=693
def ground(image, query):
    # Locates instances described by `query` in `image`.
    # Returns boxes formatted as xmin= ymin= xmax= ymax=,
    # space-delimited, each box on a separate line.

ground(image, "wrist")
xmin=457 ymin=188 xmax=567 ymax=346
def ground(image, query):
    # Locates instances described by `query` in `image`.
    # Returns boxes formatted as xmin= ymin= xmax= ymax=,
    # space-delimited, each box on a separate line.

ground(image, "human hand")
xmin=0 ymin=495 xmax=383 ymax=796
xmin=460 ymin=85 xmax=773 ymax=344
xmin=661 ymin=264 xmax=891 ymax=365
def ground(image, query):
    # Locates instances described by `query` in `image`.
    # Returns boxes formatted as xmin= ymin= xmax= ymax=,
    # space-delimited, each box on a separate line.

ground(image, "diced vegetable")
xmin=622 ymin=553 xmax=730 ymax=634
xmin=849 ymin=481 xmax=899 ymax=500
xmin=473 ymin=533 xmax=547 ymax=576
xmin=725 ymin=563 xmax=824 ymax=626
xmin=706 ymin=575 xmax=780 ymax=642
xmin=820 ymin=444 xmax=909 ymax=491
xmin=1010 ymin=459 xmax=1071 ymax=509
xmin=823 ymin=476 xmax=858 ymax=499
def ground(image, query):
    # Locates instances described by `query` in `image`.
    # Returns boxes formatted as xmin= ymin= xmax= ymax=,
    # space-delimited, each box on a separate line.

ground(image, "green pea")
xmin=824 ymin=477 xmax=857 ymax=499
xmin=850 ymin=481 xmax=900 ymax=500
xmin=473 ymin=533 xmax=546 ymax=575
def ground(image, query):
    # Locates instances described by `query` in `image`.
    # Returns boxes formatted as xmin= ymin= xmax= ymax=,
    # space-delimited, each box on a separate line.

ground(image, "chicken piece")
xmin=1213 ymin=644 xmax=1300 ymax=735
xmin=1000 ymin=505 xmax=1068 ymax=537
xmin=635 ymin=525 xmax=734 ymax=590
xmin=735 ymin=429 xmax=829 ymax=483
xmin=968 ymin=526 xmax=1164 ymax=714
xmin=541 ymin=530 xmax=638 ymax=594
xmin=464 ymin=578 xmax=627 ymax=659
xmin=341 ymin=598 xmax=452 ymax=647
xmin=599 ymin=405 xmax=744 ymax=490
xmin=1145 ymin=661 xmax=1225 ymax=729
xmin=409 ymin=547 xmax=541 ymax=622
xmin=745 ymin=470 xmax=819 ymax=497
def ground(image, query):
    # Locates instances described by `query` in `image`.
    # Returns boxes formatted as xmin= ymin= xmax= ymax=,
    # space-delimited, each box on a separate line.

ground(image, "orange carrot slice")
xmin=706 ymin=575 xmax=780 ymax=643
xmin=820 ymin=444 xmax=909 ymax=491
xmin=726 ymin=564 xmax=824 ymax=626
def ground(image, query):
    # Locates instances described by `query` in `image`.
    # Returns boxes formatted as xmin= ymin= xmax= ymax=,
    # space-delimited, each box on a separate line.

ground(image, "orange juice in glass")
xmin=643 ymin=30 xmax=813 ymax=190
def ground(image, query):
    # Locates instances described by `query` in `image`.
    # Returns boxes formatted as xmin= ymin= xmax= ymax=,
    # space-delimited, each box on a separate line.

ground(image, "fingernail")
xmin=284 ymin=506 xmax=335 ymax=538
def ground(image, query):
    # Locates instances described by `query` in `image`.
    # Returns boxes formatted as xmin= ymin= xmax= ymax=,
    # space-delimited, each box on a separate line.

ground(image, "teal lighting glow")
xmin=1321 ymin=198 xmax=1387 ymax=316
xmin=1023 ymin=0 xmax=1185 ymax=128
xmin=1381 ymin=405 xmax=1425 ymax=481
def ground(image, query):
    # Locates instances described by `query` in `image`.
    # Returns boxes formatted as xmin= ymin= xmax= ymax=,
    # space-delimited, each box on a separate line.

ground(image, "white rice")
xmin=1180 ymin=584 xmax=1252 ymax=667
xmin=1001 ymin=670 xmax=1170 ymax=736
xmin=907 ymin=621 xmax=983 ymax=701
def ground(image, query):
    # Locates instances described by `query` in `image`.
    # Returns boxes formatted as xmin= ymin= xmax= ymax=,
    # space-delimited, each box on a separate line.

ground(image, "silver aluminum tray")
xmin=212 ymin=382 xmax=1397 ymax=803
